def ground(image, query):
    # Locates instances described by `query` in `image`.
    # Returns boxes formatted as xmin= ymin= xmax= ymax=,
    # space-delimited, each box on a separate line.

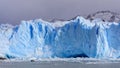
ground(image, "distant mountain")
xmin=86 ymin=10 xmax=120 ymax=22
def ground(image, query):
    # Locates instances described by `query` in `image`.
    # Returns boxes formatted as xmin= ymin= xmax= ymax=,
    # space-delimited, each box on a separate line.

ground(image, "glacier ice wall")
xmin=0 ymin=16 xmax=120 ymax=59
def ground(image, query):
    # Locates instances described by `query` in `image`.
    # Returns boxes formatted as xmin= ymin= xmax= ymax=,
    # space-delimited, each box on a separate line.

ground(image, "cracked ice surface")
xmin=0 ymin=16 xmax=120 ymax=59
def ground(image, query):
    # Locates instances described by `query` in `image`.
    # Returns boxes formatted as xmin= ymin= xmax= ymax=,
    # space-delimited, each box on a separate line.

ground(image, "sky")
xmin=0 ymin=0 xmax=119 ymax=25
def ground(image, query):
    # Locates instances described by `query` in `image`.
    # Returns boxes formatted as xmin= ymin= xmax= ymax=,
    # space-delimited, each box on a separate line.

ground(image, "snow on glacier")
xmin=0 ymin=16 xmax=120 ymax=59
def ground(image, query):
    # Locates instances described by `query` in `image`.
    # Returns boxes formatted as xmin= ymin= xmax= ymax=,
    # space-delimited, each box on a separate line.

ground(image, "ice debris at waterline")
xmin=0 ymin=16 xmax=120 ymax=59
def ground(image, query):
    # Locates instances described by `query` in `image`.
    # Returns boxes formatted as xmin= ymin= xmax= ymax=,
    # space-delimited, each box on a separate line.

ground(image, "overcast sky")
xmin=0 ymin=0 xmax=119 ymax=25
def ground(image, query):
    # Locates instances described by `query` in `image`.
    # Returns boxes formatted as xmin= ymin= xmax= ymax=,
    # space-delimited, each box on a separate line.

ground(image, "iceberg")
xmin=0 ymin=16 xmax=120 ymax=59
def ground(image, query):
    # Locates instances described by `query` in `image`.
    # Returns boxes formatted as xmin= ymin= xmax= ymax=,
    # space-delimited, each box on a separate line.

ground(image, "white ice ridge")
xmin=0 ymin=16 xmax=120 ymax=59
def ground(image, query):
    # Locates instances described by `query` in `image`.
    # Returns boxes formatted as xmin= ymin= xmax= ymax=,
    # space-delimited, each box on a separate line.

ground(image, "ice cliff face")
xmin=0 ymin=16 xmax=120 ymax=59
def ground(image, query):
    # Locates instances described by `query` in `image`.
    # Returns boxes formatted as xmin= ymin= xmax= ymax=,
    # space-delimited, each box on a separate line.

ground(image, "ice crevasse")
xmin=0 ymin=16 xmax=120 ymax=59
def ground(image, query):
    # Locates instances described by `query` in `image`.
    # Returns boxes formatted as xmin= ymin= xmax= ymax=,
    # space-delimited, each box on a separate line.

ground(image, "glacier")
xmin=0 ymin=16 xmax=120 ymax=59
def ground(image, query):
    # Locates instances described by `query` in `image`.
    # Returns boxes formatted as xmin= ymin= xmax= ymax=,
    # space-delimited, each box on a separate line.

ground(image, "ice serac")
xmin=8 ymin=20 xmax=53 ymax=58
xmin=106 ymin=23 xmax=120 ymax=58
xmin=0 ymin=24 xmax=14 ymax=58
xmin=0 ymin=16 xmax=120 ymax=59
